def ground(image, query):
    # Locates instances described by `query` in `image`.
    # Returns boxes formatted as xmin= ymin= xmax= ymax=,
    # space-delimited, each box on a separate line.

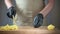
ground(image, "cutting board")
xmin=0 ymin=26 xmax=60 ymax=34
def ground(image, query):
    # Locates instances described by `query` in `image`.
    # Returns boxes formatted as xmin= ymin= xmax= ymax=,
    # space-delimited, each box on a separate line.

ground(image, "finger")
xmin=7 ymin=13 xmax=12 ymax=18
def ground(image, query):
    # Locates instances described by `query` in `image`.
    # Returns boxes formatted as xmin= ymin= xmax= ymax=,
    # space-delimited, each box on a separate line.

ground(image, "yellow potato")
xmin=47 ymin=24 xmax=55 ymax=30
xmin=9 ymin=25 xmax=18 ymax=30
xmin=0 ymin=24 xmax=18 ymax=31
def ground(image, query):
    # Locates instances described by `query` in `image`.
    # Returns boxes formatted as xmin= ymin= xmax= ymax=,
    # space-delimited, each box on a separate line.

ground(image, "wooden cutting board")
xmin=0 ymin=26 xmax=60 ymax=34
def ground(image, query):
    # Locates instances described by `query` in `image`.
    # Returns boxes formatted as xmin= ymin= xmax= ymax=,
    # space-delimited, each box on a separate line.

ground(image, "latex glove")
xmin=33 ymin=13 xmax=43 ymax=28
xmin=7 ymin=6 xmax=16 ymax=19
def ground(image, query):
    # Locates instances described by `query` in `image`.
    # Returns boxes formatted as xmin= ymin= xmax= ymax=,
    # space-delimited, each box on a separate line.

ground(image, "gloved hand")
xmin=7 ymin=6 xmax=16 ymax=19
xmin=33 ymin=13 xmax=43 ymax=28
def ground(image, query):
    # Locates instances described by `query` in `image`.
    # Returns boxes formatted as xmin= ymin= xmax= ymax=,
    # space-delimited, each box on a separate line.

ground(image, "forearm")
xmin=4 ymin=0 xmax=13 ymax=9
xmin=40 ymin=0 xmax=55 ymax=17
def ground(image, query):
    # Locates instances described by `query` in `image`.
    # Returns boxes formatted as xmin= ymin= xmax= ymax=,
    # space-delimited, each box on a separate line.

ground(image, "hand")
xmin=33 ymin=13 xmax=43 ymax=28
xmin=7 ymin=6 xmax=16 ymax=19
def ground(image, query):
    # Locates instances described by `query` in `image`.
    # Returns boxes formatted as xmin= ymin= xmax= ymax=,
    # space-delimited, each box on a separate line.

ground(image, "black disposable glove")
xmin=7 ymin=6 xmax=16 ymax=19
xmin=33 ymin=13 xmax=43 ymax=28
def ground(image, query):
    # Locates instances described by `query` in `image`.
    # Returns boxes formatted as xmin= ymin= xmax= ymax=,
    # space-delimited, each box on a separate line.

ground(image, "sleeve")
xmin=44 ymin=0 xmax=48 ymax=5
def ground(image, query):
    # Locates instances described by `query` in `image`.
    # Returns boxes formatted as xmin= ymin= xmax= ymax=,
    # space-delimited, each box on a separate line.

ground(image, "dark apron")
xmin=0 ymin=0 xmax=13 ymax=26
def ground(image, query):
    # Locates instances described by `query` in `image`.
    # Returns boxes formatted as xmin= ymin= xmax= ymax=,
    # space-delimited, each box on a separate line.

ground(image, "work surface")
xmin=0 ymin=26 xmax=60 ymax=34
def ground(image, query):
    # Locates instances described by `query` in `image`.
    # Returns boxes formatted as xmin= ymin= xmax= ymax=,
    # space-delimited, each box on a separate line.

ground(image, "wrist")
xmin=39 ymin=12 xmax=45 ymax=18
xmin=7 ymin=6 xmax=16 ymax=12
xmin=7 ymin=5 xmax=13 ymax=9
xmin=37 ymin=13 xmax=44 ymax=19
